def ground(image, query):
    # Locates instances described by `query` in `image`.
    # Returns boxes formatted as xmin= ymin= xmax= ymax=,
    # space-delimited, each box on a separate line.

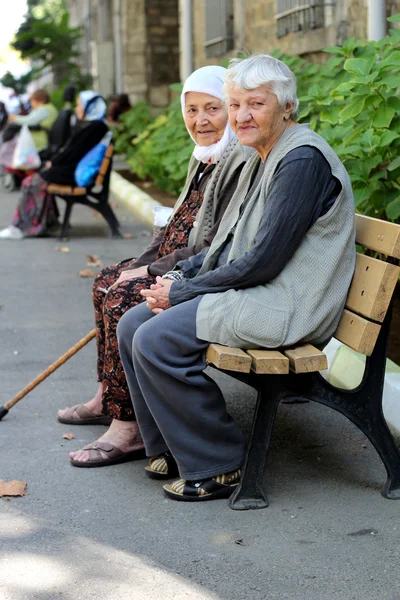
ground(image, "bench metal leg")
xmin=60 ymin=201 xmax=73 ymax=239
xmin=290 ymin=310 xmax=400 ymax=501
xmin=229 ymin=379 xmax=284 ymax=510
xmin=96 ymin=202 xmax=122 ymax=238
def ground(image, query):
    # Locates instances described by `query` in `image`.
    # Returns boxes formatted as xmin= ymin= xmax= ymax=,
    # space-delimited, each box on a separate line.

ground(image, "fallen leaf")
xmin=0 ymin=480 xmax=27 ymax=497
xmin=142 ymin=182 xmax=152 ymax=189
xmin=79 ymin=269 xmax=95 ymax=278
xmin=122 ymin=233 xmax=135 ymax=239
xmin=55 ymin=246 xmax=70 ymax=253
xmin=87 ymin=254 xmax=102 ymax=268
xmin=63 ymin=432 xmax=75 ymax=440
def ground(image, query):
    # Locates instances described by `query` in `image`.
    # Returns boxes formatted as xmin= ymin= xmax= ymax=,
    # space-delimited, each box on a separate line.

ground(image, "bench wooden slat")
xmin=95 ymin=144 xmax=114 ymax=187
xmin=346 ymin=253 xmax=400 ymax=323
xmin=355 ymin=214 xmax=400 ymax=259
xmin=47 ymin=184 xmax=87 ymax=195
xmin=283 ymin=344 xmax=328 ymax=373
xmin=206 ymin=344 xmax=251 ymax=373
xmin=334 ymin=308 xmax=381 ymax=356
xmin=246 ymin=349 xmax=289 ymax=374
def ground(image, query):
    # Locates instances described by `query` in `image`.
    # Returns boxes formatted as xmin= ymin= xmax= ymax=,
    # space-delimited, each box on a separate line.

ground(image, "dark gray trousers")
xmin=117 ymin=298 xmax=246 ymax=480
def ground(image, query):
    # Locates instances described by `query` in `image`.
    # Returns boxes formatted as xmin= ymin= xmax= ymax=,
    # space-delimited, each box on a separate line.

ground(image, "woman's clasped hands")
xmin=140 ymin=277 xmax=173 ymax=314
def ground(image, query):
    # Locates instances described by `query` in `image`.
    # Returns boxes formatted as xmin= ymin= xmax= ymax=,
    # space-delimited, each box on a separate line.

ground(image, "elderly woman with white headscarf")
xmin=58 ymin=66 xmax=252 ymax=468
xmin=0 ymin=91 xmax=108 ymax=239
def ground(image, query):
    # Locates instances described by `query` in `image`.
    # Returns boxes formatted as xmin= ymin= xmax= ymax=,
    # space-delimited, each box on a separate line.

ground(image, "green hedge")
xmin=114 ymin=17 xmax=400 ymax=221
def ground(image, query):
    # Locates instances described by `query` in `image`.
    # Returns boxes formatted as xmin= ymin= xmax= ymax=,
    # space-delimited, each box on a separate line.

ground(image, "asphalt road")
xmin=0 ymin=188 xmax=399 ymax=600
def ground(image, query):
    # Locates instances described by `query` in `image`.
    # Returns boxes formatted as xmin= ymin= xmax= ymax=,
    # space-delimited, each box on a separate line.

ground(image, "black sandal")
xmin=145 ymin=451 xmax=179 ymax=480
xmin=163 ymin=469 xmax=241 ymax=502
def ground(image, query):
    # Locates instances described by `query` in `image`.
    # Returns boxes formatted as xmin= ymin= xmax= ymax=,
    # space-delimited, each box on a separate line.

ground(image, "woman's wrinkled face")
xmin=228 ymin=85 xmax=293 ymax=156
xmin=184 ymin=91 xmax=228 ymax=146
xmin=75 ymin=97 xmax=85 ymax=120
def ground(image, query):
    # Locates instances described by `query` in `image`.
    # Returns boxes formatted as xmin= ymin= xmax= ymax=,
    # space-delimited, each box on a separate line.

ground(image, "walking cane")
xmin=0 ymin=329 xmax=96 ymax=421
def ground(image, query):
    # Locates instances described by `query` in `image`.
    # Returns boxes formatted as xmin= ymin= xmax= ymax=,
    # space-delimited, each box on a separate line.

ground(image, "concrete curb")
xmin=110 ymin=171 xmax=162 ymax=229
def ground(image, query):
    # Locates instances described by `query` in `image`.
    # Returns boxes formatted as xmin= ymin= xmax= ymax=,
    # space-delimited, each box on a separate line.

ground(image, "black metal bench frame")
xmin=207 ymin=214 xmax=400 ymax=510
xmin=48 ymin=145 xmax=122 ymax=239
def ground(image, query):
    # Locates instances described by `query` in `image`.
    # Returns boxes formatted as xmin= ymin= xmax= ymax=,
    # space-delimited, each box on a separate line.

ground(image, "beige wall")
xmin=192 ymin=0 xmax=400 ymax=68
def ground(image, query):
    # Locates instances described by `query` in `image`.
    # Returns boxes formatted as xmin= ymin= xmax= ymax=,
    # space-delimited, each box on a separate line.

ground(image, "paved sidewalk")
xmin=0 ymin=188 xmax=399 ymax=600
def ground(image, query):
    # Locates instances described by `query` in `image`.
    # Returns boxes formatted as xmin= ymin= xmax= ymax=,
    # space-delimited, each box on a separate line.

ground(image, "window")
xmin=276 ymin=0 xmax=335 ymax=38
xmin=204 ymin=0 xmax=234 ymax=57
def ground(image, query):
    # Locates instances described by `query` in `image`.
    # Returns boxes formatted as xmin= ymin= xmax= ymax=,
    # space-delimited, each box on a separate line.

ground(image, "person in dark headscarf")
xmin=0 ymin=91 xmax=109 ymax=239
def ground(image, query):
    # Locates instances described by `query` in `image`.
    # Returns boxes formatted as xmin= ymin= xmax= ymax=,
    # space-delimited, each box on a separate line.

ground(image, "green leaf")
xmin=386 ymin=196 xmax=400 ymax=221
xmin=380 ymin=130 xmax=400 ymax=147
xmin=388 ymin=156 xmax=400 ymax=171
xmin=332 ymin=81 xmax=356 ymax=94
xmin=339 ymin=97 xmax=366 ymax=122
xmin=380 ymin=75 xmax=400 ymax=88
xmin=325 ymin=56 xmax=345 ymax=70
xmin=320 ymin=105 xmax=341 ymax=124
xmin=372 ymin=101 xmax=396 ymax=128
xmin=387 ymin=97 xmax=400 ymax=111
xmin=378 ymin=51 xmax=400 ymax=70
xmin=324 ymin=45 xmax=345 ymax=55
xmin=387 ymin=13 xmax=400 ymax=22
xmin=353 ymin=187 xmax=370 ymax=207
xmin=344 ymin=58 xmax=374 ymax=76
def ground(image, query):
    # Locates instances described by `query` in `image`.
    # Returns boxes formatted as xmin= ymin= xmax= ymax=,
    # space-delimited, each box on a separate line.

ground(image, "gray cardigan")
xmin=133 ymin=139 xmax=253 ymax=275
xmin=193 ymin=124 xmax=355 ymax=348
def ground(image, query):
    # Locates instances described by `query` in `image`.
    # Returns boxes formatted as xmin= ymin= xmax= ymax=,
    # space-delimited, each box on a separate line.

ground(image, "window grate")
xmin=276 ymin=1 xmax=336 ymax=38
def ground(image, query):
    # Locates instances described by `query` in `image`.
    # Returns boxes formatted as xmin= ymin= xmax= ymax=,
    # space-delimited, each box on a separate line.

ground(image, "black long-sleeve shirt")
xmin=41 ymin=121 xmax=108 ymax=185
xmin=169 ymin=146 xmax=342 ymax=305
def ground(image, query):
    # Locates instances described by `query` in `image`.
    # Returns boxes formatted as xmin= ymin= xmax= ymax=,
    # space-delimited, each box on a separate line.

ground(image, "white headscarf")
xmin=181 ymin=66 xmax=235 ymax=164
xmin=79 ymin=91 xmax=107 ymax=122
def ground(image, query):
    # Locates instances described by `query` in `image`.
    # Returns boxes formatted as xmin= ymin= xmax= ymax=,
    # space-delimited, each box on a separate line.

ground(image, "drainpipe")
xmin=113 ymin=0 xmax=123 ymax=93
xmin=179 ymin=0 xmax=193 ymax=82
xmin=368 ymin=0 xmax=387 ymax=40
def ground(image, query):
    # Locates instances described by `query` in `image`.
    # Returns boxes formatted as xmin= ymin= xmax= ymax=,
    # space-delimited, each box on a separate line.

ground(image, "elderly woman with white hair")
xmin=117 ymin=54 xmax=356 ymax=502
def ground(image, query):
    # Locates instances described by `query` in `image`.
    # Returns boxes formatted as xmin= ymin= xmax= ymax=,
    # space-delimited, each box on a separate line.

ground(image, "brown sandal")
xmin=70 ymin=441 xmax=146 ymax=468
xmin=58 ymin=404 xmax=112 ymax=426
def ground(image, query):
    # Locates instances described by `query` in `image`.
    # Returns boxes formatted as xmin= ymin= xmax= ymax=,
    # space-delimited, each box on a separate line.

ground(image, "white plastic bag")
xmin=12 ymin=125 xmax=41 ymax=170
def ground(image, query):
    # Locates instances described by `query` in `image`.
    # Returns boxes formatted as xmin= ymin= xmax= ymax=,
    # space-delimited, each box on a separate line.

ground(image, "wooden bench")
xmin=206 ymin=214 xmax=400 ymax=510
xmin=47 ymin=144 xmax=122 ymax=239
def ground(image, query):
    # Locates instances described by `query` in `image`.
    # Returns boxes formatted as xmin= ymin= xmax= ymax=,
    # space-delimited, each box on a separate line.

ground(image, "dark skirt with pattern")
xmin=94 ymin=188 xmax=204 ymax=420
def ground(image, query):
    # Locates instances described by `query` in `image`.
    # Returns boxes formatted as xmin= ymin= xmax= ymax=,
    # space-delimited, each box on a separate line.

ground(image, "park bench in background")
xmin=47 ymin=144 xmax=122 ymax=239
xmin=207 ymin=214 xmax=400 ymax=510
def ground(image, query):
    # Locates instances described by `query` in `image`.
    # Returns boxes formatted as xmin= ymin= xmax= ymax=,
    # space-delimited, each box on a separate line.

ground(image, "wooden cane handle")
xmin=4 ymin=329 xmax=96 ymax=411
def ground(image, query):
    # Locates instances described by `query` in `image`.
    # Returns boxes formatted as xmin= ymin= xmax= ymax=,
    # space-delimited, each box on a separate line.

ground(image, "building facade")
xmin=67 ymin=0 xmax=400 ymax=104
xmin=68 ymin=0 xmax=180 ymax=105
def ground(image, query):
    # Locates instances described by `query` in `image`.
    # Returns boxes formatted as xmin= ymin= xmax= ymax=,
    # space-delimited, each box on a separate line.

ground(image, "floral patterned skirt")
xmin=12 ymin=173 xmax=59 ymax=237
xmin=93 ymin=259 xmax=156 ymax=421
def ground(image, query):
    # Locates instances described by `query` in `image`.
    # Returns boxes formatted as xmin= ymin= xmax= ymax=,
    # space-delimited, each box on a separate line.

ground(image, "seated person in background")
xmin=0 ymin=102 xmax=8 ymax=132
xmin=8 ymin=89 xmax=58 ymax=152
xmin=57 ymin=66 xmax=253 ymax=469
xmin=41 ymin=86 xmax=77 ymax=161
xmin=116 ymin=54 xmax=356 ymax=503
xmin=107 ymin=93 xmax=131 ymax=125
xmin=0 ymin=91 xmax=108 ymax=239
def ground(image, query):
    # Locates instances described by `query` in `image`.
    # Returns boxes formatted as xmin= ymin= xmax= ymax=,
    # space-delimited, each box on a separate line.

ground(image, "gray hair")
xmin=224 ymin=54 xmax=299 ymax=120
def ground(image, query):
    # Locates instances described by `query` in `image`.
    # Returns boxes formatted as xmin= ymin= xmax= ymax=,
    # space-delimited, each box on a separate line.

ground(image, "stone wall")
xmin=120 ymin=0 xmax=147 ymax=102
xmin=145 ymin=0 xmax=180 ymax=106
